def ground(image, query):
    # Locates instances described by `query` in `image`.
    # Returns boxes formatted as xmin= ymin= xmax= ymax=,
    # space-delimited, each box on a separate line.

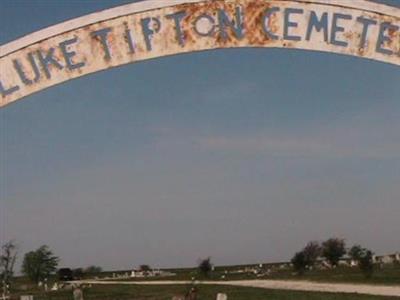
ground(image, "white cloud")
xmin=192 ymin=103 xmax=400 ymax=159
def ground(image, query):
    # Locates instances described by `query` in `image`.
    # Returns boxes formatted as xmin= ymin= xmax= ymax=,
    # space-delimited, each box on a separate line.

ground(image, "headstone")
xmin=216 ymin=293 xmax=228 ymax=300
xmin=20 ymin=296 xmax=34 ymax=300
xmin=73 ymin=288 xmax=84 ymax=300
xmin=63 ymin=284 xmax=73 ymax=291
xmin=187 ymin=287 xmax=197 ymax=300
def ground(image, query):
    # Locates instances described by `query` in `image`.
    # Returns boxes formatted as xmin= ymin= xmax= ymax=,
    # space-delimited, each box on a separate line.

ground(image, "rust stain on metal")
xmin=0 ymin=0 xmax=399 ymax=108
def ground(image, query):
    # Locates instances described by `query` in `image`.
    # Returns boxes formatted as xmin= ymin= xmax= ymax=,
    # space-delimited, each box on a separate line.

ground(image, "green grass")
xmin=9 ymin=264 xmax=400 ymax=299
xmin=269 ymin=264 xmax=400 ymax=285
xmin=107 ymin=264 xmax=400 ymax=286
xmin=9 ymin=284 xmax=400 ymax=300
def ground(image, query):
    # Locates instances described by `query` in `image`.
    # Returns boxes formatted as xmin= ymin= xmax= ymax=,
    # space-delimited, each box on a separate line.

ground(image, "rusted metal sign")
xmin=0 ymin=0 xmax=399 ymax=107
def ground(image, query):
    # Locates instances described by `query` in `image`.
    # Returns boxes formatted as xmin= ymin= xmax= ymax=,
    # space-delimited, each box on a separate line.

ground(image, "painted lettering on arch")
xmin=1 ymin=0 xmax=399 ymax=107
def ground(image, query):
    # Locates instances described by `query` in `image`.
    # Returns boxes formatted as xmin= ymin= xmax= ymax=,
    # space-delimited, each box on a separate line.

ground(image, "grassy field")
xmin=9 ymin=284 xmax=400 ymax=300
xmin=107 ymin=264 xmax=400 ymax=286
xmin=9 ymin=264 xmax=399 ymax=299
xmin=266 ymin=264 xmax=400 ymax=285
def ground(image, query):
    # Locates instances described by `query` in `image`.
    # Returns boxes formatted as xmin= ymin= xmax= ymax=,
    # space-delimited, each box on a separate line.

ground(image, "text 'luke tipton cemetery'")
xmin=1 ymin=0 xmax=399 ymax=107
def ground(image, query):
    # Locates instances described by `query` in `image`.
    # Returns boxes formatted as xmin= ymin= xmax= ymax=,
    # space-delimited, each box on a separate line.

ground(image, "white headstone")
xmin=20 ymin=296 xmax=34 ymax=300
xmin=73 ymin=288 xmax=84 ymax=300
xmin=216 ymin=293 xmax=228 ymax=300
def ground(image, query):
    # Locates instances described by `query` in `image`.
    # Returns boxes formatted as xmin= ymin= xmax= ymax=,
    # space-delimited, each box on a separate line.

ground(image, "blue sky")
xmin=1 ymin=0 xmax=400 ymax=271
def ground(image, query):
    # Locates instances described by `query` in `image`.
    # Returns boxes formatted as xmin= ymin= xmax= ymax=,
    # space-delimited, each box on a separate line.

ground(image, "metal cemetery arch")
xmin=0 ymin=0 xmax=399 ymax=108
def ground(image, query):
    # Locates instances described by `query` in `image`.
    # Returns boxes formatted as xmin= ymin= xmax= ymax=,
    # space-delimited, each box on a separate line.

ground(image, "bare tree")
xmin=0 ymin=240 xmax=18 ymax=286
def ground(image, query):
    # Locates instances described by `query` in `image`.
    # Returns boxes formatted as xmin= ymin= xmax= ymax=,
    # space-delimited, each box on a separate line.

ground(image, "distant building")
xmin=373 ymin=252 xmax=400 ymax=265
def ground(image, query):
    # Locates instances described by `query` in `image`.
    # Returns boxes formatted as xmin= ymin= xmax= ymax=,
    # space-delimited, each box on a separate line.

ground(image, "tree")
xmin=349 ymin=245 xmax=363 ymax=261
xmin=57 ymin=268 xmax=73 ymax=281
xmin=291 ymin=251 xmax=307 ymax=275
xmin=349 ymin=245 xmax=374 ymax=278
xmin=0 ymin=240 xmax=18 ymax=285
xmin=198 ymin=257 xmax=212 ymax=278
xmin=84 ymin=265 xmax=102 ymax=274
xmin=21 ymin=245 xmax=59 ymax=283
xmin=291 ymin=241 xmax=321 ymax=275
xmin=322 ymin=238 xmax=346 ymax=267
xmin=72 ymin=268 xmax=84 ymax=279
xmin=139 ymin=265 xmax=151 ymax=272
xmin=359 ymin=249 xmax=374 ymax=278
xmin=302 ymin=241 xmax=321 ymax=268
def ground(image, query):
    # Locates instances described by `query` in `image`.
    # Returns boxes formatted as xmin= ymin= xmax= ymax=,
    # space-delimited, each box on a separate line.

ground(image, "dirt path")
xmin=74 ymin=279 xmax=400 ymax=297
